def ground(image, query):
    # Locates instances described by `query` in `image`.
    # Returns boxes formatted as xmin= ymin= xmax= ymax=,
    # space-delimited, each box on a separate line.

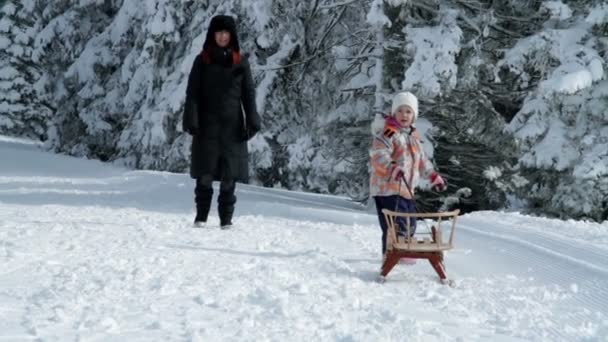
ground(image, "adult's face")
xmin=214 ymin=30 xmax=231 ymax=48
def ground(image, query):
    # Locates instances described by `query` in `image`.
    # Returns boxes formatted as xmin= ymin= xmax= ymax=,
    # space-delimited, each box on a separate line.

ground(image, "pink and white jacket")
xmin=369 ymin=116 xmax=435 ymax=199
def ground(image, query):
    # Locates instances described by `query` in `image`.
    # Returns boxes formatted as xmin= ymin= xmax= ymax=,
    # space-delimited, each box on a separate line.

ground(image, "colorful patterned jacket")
xmin=369 ymin=116 xmax=435 ymax=199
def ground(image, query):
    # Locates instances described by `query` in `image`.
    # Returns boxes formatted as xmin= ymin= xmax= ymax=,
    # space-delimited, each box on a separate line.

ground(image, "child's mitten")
xmin=430 ymin=172 xmax=447 ymax=192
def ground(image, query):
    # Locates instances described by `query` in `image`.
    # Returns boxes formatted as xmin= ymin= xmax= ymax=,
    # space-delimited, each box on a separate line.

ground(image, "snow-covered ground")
xmin=1 ymin=135 xmax=607 ymax=341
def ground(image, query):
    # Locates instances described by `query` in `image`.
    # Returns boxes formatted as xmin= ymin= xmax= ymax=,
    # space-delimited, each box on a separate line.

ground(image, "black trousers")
xmin=194 ymin=175 xmax=236 ymax=225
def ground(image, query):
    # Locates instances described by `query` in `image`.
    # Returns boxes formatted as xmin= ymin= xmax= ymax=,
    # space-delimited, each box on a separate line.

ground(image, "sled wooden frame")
xmin=380 ymin=209 xmax=460 ymax=281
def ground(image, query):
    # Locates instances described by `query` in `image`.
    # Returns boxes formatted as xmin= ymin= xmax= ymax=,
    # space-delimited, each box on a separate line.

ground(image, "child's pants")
xmin=374 ymin=195 xmax=417 ymax=254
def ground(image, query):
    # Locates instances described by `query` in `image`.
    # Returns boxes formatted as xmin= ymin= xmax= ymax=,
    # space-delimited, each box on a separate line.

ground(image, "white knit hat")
xmin=391 ymin=92 xmax=418 ymax=121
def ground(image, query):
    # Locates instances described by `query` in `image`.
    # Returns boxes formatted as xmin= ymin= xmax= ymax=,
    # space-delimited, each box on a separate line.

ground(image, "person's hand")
xmin=430 ymin=172 xmax=447 ymax=192
xmin=391 ymin=165 xmax=405 ymax=181
xmin=183 ymin=100 xmax=199 ymax=135
xmin=242 ymin=127 xmax=259 ymax=141
xmin=383 ymin=120 xmax=399 ymax=138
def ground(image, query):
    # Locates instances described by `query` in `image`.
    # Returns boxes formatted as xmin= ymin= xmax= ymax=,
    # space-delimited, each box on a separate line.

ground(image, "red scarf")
xmin=200 ymin=49 xmax=241 ymax=65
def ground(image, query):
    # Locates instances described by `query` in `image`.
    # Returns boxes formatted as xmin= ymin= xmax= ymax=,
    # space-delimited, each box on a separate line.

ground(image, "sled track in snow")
xmin=458 ymin=220 xmax=608 ymax=338
xmin=459 ymin=221 xmax=608 ymax=275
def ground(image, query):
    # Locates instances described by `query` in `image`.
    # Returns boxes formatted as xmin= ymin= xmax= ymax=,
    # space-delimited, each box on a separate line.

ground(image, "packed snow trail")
xmin=1 ymin=136 xmax=607 ymax=341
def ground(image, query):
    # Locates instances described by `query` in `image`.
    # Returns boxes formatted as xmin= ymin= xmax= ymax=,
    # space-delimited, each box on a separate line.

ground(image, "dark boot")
xmin=218 ymin=180 xmax=236 ymax=229
xmin=195 ymin=196 xmax=212 ymax=224
xmin=194 ymin=177 xmax=213 ymax=225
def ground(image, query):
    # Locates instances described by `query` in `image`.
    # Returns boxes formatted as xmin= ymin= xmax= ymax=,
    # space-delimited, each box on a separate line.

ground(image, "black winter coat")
xmin=183 ymin=51 xmax=261 ymax=182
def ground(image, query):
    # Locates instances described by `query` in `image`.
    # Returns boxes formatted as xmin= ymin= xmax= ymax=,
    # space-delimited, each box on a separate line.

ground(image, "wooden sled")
xmin=380 ymin=209 xmax=460 ymax=282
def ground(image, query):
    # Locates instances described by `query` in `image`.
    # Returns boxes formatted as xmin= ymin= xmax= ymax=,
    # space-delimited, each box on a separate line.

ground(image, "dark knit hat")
xmin=203 ymin=15 xmax=240 ymax=52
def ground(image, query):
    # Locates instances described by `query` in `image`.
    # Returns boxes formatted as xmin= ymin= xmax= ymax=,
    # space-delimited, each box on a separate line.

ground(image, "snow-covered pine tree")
xmin=314 ymin=0 xmax=387 ymax=199
xmin=280 ymin=0 xmax=380 ymax=196
xmin=233 ymin=0 xmax=378 ymax=196
xmin=0 ymin=0 xmax=51 ymax=140
xmin=1 ymin=0 xmax=606 ymax=221
xmin=502 ymin=1 xmax=608 ymax=221
xmin=27 ymin=0 xmax=125 ymax=155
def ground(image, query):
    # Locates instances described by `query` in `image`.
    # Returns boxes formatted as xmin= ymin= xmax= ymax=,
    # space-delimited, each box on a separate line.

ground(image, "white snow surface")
xmin=1 ymin=135 xmax=607 ymax=341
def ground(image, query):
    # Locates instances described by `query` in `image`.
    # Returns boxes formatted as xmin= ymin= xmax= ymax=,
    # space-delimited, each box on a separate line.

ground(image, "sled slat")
xmin=393 ymin=243 xmax=451 ymax=252
xmin=385 ymin=211 xmax=460 ymax=218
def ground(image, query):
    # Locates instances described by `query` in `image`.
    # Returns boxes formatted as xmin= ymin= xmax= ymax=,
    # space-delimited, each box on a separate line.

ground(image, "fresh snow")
xmin=542 ymin=1 xmax=573 ymax=20
xmin=1 ymin=135 xmax=607 ymax=341
xmin=402 ymin=10 xmax=462 ymax=97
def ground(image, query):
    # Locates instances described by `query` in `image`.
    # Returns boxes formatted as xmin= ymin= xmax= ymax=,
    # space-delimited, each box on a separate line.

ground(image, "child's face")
xmin=394 ymin=105 xmax=415 ymax=127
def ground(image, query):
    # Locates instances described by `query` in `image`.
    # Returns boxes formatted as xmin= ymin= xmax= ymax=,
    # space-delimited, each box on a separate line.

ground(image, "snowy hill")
xmin=1 ymin=136 xmax=607 ymax=341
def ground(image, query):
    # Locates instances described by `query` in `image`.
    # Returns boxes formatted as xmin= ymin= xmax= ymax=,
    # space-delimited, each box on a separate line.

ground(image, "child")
xmin=369 ymin=91 xmax=447 ymax=265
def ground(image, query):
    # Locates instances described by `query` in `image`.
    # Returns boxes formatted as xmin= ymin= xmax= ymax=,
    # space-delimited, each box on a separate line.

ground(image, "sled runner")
xmin=380 ymin=209 xmax=460 ymax=282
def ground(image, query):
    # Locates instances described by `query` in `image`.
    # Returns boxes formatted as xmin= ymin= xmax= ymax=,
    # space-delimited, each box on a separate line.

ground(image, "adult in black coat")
xmin=183 ymin=15 xmax=261 ymax=228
